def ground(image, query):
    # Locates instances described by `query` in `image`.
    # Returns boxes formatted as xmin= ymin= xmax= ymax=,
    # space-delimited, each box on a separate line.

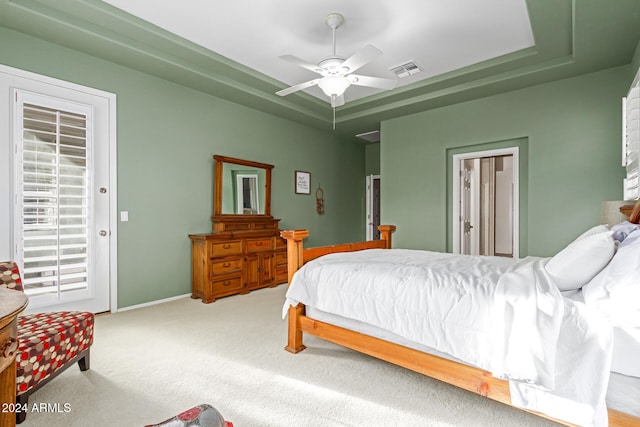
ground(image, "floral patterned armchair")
xmin=0 ymin=261 xmax=94 ymax=424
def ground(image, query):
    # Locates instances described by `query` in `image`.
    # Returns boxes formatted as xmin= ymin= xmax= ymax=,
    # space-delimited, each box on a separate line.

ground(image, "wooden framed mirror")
xmin=213 ymin=155 xmax=273 ymax=217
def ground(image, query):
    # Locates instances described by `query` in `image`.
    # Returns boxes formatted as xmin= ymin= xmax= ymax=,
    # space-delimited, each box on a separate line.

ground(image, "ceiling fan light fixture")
xmin=318 ymin=76 xmax=351 ymax=97
xmin=318 ymin=57 xmax=348 ymax=75
xmin=276 ymin=11 xmax=397 ymax=117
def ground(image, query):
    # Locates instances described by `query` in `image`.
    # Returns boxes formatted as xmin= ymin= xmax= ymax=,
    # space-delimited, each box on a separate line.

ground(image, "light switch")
xmin=120 ymin=211 xmax=129 ymax=222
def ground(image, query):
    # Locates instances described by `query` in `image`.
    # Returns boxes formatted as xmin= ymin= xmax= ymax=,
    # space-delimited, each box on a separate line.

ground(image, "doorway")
xmin=453 ymin=148 xmax=519 ymax=258
xmin=366 ymin=174 xmax=381 ymax=241
xmin=235 ymin=173 xmax=260 ymax=214
xmin=3 ymin=65 xmax=117 ymax=314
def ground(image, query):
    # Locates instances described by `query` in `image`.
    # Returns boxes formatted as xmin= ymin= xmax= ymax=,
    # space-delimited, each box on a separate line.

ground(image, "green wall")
xmin=632 ymin=39 xmax=640 ymax=76
xmin=365 ymin=143 xmax=381 ymax=175
xmin=0 ymin=26 xmax=365 ymax=309
xmin=381 ymin=66 xmax=632 ymax=257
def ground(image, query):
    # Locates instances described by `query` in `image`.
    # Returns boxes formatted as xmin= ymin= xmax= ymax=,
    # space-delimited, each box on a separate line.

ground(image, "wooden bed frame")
xmin=280 ymin=224 xmax=640 ymax=427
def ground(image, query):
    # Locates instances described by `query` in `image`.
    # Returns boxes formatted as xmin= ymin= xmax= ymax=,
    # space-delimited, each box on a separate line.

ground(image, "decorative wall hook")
xmin=316 ymin=184 xmax=325 ymax=215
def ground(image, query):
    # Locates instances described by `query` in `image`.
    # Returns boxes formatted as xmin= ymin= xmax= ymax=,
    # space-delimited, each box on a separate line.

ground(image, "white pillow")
xmin=576 ymin=224 xmax=610 ymax=240
xmin=583 ymin=229 xmax=640 ymax=327
xmin=584 ymin=229 xmax=640 ymax=296
xmin=606 ymin=229 xmax=640 ymax=293
xmin=545 ymin=231 xmax=616 ymax=291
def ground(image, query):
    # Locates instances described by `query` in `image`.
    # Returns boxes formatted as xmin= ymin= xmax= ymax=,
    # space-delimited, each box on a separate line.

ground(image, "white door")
xmin=460 ymin=160 xmax=480 ymax=255
xmin=12 ymin=87 xmax=113 ymax=314
xmin=236 ymin=173 xmax=260 ymax=214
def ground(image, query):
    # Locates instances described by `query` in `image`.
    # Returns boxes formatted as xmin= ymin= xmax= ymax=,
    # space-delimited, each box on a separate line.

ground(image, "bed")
xmin=280 ymin=206 xmax=640 ymax=427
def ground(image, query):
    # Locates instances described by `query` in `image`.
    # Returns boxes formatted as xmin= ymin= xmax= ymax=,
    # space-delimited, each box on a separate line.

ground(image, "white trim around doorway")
xmin=452 ymin=147 xmax=519 ymax=258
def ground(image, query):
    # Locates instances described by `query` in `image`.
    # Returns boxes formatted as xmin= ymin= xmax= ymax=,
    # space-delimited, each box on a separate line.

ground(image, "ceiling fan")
xmin=276 ymin=13 xmax=397 ymax=108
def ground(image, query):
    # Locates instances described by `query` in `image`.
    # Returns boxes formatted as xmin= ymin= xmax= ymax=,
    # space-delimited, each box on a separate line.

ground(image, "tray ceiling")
xmin=101 ymin=0 xmax=535 ymax=104
xmin=0 ymin=0 xmax=639 ymax=141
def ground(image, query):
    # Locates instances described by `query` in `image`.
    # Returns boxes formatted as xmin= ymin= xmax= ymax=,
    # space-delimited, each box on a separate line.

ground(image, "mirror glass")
xmin=220 ymin=163 xmax=266 ymax=214
xmin=213 ymin=155 xmax=272 ymax=217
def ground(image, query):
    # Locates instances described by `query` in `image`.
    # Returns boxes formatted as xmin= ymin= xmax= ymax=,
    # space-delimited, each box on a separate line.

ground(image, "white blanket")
xmin=283 ymin=249 xmax=612 ymax=426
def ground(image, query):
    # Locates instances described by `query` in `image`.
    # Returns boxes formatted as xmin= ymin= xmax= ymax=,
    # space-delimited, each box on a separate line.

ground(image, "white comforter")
xmin=283 ymin=249 xmax=613 ymax=426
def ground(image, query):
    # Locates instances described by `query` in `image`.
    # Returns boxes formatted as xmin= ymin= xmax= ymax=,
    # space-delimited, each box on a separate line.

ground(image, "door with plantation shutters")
xmin=12 ymin=89 xmax=112 ymax=313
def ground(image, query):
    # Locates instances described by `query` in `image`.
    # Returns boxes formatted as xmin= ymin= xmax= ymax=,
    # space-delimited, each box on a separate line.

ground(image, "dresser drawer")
xmin=0 ymin=321 xmax=18 ymax=373
xmin=275 ymin=251 xmax=287 ymax=265
xmin=211 ymin=277 xmax=243 ymax=295
xmin=246 ymin=238 xmax=273 ymax=252
xmin=275 ymin=265 xmax=288 ymax=281
xmin=209 ymin=241 xmax=242 ymax=257
xmin=210 ymin=258 xmax=242 ymax=277
xmin=254 ymin=221 xmax=277 ymax=230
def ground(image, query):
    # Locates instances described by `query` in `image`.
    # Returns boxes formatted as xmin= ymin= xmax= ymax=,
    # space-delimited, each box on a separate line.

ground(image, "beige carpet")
xmin=20 ymin=285 xmax=559 ymax=426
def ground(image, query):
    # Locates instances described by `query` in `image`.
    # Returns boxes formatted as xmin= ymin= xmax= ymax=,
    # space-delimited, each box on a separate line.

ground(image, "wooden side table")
xmin=0 ymin=289 xmax=28 ymax=427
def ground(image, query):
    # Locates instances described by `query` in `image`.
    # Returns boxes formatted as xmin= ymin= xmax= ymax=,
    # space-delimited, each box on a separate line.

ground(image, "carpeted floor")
xmin=20 ymin=285 xmax=559 ymax=426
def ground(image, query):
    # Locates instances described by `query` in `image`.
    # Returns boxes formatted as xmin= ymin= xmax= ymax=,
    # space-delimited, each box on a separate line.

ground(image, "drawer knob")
xmin=2 ymin=337 xmax=18 ymax=358
xmin=222 ymin=281 xmax=231 ymax=286
xmin=256 ymin=242 xmax=263 ymax=246
xmin=222 ymin=262 xmax=231 ymax=268
xmin=223 ymin=244 xmax=231 ymax=249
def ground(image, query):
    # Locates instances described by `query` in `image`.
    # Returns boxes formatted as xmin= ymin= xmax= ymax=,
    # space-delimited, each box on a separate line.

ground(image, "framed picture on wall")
xmin=295 ymin=170 xmax=311 ymax=194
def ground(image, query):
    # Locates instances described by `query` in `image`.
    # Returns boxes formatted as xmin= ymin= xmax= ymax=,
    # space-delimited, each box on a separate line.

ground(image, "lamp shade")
xmin=317 ymin=76 xmax=351 ymax=97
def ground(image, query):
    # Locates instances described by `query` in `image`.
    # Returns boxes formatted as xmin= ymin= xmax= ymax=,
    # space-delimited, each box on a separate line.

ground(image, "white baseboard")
xmin=116 ymin=293 xmax=192 ymax=313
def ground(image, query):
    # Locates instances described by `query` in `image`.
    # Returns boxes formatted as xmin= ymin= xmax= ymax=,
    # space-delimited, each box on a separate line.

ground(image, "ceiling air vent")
xmin=356 ymin=130 xmax=380 ymax=143
xmin=389 ymin=61 xmax=422 ymax=78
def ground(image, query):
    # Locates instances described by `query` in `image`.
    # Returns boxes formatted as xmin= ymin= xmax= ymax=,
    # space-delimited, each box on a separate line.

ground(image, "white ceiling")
xmin=101 ymin=0 xmax=535 ymax=105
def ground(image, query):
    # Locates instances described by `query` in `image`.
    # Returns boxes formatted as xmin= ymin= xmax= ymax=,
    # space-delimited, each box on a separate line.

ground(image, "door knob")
xmin=99 ymin=230 xmax=108 ymax=237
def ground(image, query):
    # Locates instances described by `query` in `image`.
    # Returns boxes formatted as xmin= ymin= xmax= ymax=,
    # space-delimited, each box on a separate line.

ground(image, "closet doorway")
xmin=452 ymin=148 xmax=519 ymax=258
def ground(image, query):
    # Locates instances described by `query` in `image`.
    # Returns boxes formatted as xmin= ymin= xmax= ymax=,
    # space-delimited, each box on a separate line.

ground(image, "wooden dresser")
xmin=189 ymin=216 xmax=287 ymax=303
xmin=189 ymin=155 xmax=287 ymax=303
xmin=0 ymin=288 xmax=28 ymax=426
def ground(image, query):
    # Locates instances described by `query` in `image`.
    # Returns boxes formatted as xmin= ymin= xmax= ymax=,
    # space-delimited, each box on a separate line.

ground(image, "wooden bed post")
xmin=378 ymin=225 xmax=396 ymax=249
xmin=630 ymin=199 xmax=640 ymax=224
xmin=280 ymin=229 xmax=309 ymax=354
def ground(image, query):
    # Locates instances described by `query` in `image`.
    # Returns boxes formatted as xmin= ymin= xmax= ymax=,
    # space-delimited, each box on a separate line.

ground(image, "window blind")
xmin=19 ymin=102 xmax=89 ymax=296
xmin=624 ymin=83 xmax=640 ymax=201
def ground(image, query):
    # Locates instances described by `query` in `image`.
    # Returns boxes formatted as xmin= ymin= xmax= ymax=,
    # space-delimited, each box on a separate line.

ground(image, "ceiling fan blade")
xmin=279 ymin=55 xmax=323 ymax=74
xmin=276 ymin=79 xmax=320 ymax=97
xmin=348 ymin=74 xmax=397 ymax=90
xmin=331 ymin=94 xmax=345 ymax=108
xmin=341 ymin=45 xmax=382 ymax=73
